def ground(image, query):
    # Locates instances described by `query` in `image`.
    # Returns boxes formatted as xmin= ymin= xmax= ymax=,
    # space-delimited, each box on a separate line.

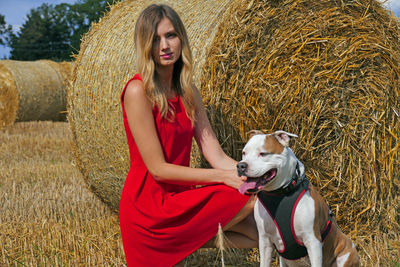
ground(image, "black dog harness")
xmin=257 ymin=164 xmax=333 ymax=260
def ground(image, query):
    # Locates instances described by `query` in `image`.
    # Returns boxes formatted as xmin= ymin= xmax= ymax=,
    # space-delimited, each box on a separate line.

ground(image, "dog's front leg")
xmin=255 ymin=200 xmax=274 ymax=266
xmin=304 ymin=237 xmax=323 ymax=267
xmin=258 ymin=234 xmax=273 ymax=267
xmin=278 ymin=257 xmax=288 ymax=267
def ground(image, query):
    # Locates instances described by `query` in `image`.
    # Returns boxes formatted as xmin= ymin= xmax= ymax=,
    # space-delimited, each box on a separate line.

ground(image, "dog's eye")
xmin=259 ymin=152 xmax=269 ymax=157
xmin=242 ymin=151 xmax=246 ymax=156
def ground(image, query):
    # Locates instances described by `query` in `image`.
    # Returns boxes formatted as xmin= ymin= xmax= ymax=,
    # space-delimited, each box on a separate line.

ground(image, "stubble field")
xmin=0 ymin=121 xmax=125 ymax=266
xmin=1 ymin=121 xmax=398 ymax=266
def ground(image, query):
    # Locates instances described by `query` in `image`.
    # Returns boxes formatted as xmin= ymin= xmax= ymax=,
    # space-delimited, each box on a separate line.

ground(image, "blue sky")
xmin=385 ymin=0 xmax=400 ymax=15
xmin=1 ymin=0 xmax=400 ymax=58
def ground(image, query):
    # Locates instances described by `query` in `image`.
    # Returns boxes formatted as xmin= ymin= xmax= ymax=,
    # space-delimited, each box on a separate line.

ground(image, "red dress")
xmin=119 ymin=74 xmax=250 ymax=266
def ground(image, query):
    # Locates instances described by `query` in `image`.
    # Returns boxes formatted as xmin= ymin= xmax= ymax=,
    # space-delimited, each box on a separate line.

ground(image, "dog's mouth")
xmin=238 ymin=168 xmax=277 ymax=194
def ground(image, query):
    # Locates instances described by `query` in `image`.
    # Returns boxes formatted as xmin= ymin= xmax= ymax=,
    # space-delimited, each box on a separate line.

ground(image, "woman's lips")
xmin=161 ymin=53 xmax=172 ymax=59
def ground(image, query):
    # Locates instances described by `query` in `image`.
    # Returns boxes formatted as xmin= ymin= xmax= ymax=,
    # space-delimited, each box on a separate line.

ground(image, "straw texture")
xmin=68 ymin=0 xmax=399 ymax=264
xmin=43 ymin=60 xmax=74 ymax=87
xmin=0 ymin=63 xmax=18 ymax=127
xmin=200 ymin=0 xmax=400 ymax=263
xmin=0 ymin=60 xmax=71 ymax=126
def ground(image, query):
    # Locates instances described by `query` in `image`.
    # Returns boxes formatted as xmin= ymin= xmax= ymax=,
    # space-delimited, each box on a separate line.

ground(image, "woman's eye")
xmin=167 ymin=32 xmax=177 ymax=38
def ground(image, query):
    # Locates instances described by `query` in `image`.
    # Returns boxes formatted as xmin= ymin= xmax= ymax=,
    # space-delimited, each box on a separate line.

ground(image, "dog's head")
xmin=237 ymin=130 xmax=304 ymax=194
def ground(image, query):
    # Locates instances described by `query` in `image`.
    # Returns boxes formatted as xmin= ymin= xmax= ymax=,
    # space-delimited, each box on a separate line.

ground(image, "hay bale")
xmin=0 ymin=63 xmax=18 ymax=127
xmin=68 ymin=0 xmax=400 ymax=264
xmin=44 ymin=60 xmax=74 ymax=86
xmin=200 ymin=0 xmax=400 ymax=262
xmin=0 ymin=60 xmax=72 ymax=127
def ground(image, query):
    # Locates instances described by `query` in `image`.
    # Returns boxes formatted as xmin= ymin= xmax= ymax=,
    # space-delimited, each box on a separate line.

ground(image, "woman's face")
xmin=152 ymin=17 xmax=182 ymax=69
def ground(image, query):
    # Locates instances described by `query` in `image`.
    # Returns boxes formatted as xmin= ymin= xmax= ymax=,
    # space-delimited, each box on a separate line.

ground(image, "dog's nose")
xmin=237 ymin=162 xmax=248 ymax=176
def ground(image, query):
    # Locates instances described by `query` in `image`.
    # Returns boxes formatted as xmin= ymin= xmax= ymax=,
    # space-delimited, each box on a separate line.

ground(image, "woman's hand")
xmin=221 ymin=169 xmax=247 ymax=189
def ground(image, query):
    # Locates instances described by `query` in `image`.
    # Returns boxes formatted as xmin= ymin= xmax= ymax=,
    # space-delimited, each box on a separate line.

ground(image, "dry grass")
xmin=0 ymin=121 xmax=398 ymax=266
xmin=0 ymin=121 xmax=125 ymax=266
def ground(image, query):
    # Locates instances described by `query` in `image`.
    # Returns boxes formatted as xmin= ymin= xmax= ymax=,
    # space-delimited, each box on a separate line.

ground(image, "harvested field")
xmin=0 ymin=121 xmax=125 ymax=266
xmin=1 ymin=120 xmax=398 ymax=266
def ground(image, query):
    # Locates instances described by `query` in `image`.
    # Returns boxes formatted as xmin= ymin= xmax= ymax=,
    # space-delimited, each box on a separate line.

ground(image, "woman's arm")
xmin=123 ymin=79 xmax=244 ymax=189
xmin=192 ymin=86 xmax=237 ymax=170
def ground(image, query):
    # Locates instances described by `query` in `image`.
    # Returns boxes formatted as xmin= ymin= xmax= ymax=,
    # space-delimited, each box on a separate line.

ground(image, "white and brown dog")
xmin=237 ymin=130 xmax=359 ymax=267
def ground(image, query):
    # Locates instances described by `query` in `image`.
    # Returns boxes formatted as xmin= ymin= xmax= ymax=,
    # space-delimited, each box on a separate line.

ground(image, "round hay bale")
xmin=0 ymin=63 xmax=18 ymax=127
xmin=200 ymin=0 xmax=400 ymax=263
xmin=0 ymin=60 xmax=72 ymax=127
xmin=68 ymin=0 xmax=400 ymax=263
xmin=43 ymin=60 xmax=74 ymax=87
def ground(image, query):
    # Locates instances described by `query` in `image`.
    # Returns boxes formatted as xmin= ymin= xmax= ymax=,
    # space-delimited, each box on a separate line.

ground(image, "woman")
xmin=119 ymin=4 xmax=258 ymax=266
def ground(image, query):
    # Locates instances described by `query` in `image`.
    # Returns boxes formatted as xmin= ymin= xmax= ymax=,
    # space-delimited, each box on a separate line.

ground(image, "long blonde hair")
xmin=134 ymin=4 xmax=196 ymax=123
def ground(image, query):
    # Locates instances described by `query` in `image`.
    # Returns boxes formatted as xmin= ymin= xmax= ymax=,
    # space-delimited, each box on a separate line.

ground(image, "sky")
xmin=1 ymin=0 xmax=400 ymax=58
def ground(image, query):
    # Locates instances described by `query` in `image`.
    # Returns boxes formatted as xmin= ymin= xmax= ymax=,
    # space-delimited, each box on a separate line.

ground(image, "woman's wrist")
xmin=215 ymin=168 xmax=234 ymax=185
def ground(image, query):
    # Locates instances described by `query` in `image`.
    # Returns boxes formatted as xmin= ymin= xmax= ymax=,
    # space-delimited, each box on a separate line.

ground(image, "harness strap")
xmin=257 ymin=178 xmax=309 ymax=260
xmin=258 ymin=177 xmax=334 ymax=260
xmin=321 ymin=214 xmax=333 ymax=241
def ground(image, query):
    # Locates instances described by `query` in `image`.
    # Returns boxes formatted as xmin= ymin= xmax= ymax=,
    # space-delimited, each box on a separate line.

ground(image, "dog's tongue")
xmin=238 ymin=181 xmax=257 ymax=194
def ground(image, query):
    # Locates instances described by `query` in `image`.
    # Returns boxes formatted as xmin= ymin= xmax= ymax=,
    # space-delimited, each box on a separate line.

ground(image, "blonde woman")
xmin=119 ymin=4 xmax=257 ymax=266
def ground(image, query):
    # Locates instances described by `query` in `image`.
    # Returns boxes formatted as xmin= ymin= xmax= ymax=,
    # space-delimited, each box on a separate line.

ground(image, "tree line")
xmin=0 ymin=0 xmax=117 ymax=61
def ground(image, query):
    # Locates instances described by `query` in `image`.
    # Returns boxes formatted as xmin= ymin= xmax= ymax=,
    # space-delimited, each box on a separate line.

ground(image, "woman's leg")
xmin=223 ymin=213 xmax=259 ymax=248
xmin=201 ymin=215 xmax=258 ymax=249
xmin=175 ymin=196 xmax=258 ymax=266
xmin=202 ymin=195 xmax=259 ymax=249
xmin=224 ymin=194 xmax=257 ymax=231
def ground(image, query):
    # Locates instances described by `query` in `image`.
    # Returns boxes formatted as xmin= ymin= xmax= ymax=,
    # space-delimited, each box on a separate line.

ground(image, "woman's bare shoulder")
xmin=124 ymin=78 xmax=147 ymax=102
xmin=191 ymin=85 xmax=205 ymax=110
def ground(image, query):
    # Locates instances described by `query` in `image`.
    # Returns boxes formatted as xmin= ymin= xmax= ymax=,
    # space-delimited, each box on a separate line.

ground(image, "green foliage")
xmin=0 ymin=14 xmax=13 ymax=46
xmin=7 ymin=0 xmax=115 ymax=61
xmin=67 ymin=0 xmax=112 ymax=52
xmin=9 ymin=4 xmax=71 ymax=61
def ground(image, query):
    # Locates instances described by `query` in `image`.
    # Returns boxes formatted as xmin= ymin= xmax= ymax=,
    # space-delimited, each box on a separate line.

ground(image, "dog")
xmin=237 ymin=130 xmax=359 ymax=267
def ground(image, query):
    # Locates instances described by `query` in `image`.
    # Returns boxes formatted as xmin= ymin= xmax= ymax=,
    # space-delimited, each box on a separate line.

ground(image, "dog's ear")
xmin=273 ymin=130 xmax=298 ymax=147
xmin=246 ymin=130 xmax=264 ymax=139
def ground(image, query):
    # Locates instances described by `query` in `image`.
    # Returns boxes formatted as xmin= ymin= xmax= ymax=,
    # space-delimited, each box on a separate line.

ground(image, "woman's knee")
xmin=240 ymin=194 xmax=257 ymax=215
xmin=239 ymin=194 xmax=257 ymax=217
xmin=223 ymin=213 xmax=259 ymax=242
xmin=223 ymin=195 xmax=257 ymax=231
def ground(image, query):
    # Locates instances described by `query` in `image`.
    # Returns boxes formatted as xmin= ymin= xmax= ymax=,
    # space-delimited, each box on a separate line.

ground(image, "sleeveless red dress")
xmin=119 ymin=74 xmax=250 ymax=266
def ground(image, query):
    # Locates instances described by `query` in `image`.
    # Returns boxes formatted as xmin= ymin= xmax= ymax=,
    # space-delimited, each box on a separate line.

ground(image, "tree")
xmin=67 ymin=0 xmax=112 ymax=53
xmin=8 ymin=0 xmax=114 ymax=61
xmin=0 ymin=14 xmax=13 ymax=46
xmin=9 ymin=4 xmax=71 ymax=61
